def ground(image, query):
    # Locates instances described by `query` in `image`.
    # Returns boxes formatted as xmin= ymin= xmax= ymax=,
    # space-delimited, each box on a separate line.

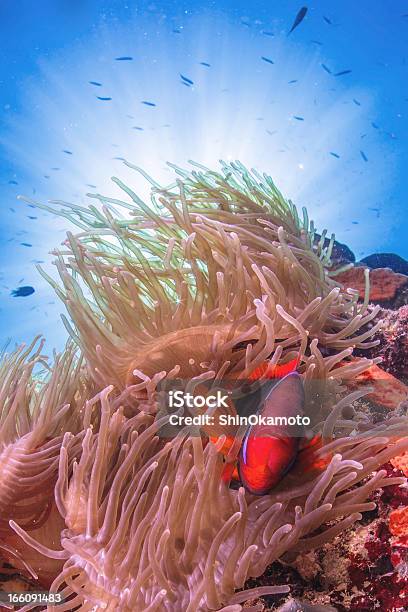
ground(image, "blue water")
xmin=1 ymin=0 xmax=407 ymax=350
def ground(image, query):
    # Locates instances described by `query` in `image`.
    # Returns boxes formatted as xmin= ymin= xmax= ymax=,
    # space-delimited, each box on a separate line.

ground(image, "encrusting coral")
xmin=364 ymin=305 xmax=408 ymax=379
xmin=335 ymin=266 xmax=408 ymax=304
xmin=1 ymin=161 xmax=407 ymax=610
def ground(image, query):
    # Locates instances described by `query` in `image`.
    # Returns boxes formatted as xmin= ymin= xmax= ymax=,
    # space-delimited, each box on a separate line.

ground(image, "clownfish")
xmin=212 ymin=357 xmax=326 ymax=495
xmin=238 ymin=371 xmax=305 ymax=495
xmin=248 ymin=356 xmax=300 ymax=381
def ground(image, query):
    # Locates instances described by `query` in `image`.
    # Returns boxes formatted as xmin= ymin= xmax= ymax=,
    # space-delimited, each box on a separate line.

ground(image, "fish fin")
xmin=210 ymin=434 xmax=233 ymax=455
xmin=238 ymin=460 xmax=279 ymax=495
xmin=299 ymin=433 xmax=322 ymax=451
xmin=249 ymin=356 xmax=299 ymax=381
xmin=296 ymin=435 xmax=332 ymax=473
xmin=221 ymin=461 xmax=240 ymax=483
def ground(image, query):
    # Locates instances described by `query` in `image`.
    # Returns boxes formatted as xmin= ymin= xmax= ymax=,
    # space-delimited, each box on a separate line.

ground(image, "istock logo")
xmin=168 ymin=390 xmax=230 ymax=409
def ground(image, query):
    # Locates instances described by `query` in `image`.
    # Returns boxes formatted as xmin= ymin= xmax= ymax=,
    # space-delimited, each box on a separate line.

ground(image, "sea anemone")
xmin=9 ymin=386 xmax=407 ymax=611
xmin=33 ymin=162 xmax=381 ymax=391
xmin=5 ymin=161 xmax=407 ymax=610
xmin=0 ymin=338 xmax=86 ymax=585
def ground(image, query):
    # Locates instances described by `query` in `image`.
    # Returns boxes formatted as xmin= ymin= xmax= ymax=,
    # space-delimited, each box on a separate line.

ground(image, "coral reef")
xmin=250 ymin=463 xmax=408 ymax=611
xmin=1 ymin=161 xmax=407 ymax=610
xmin=346 ymin=360 xmax=407 ymax=409
xmin=341 ymin=463 xmax=408 ymax=611
xmin=360 ymin=305 xmax=408 ymax=380
xmin=391 ymin=450 xmax=408 ymax=477
xmin=328 ymin=245 xmax=408 ymax=308
xmin=334 ymin=266 xmax=408 ymax=305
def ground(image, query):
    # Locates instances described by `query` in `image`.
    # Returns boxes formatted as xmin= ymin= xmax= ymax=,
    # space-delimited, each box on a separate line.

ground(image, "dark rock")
xmin=360 ymin=253 xmax=408 ymax=275
xmin=314 ymin=234 xmax=355 ymax=266
xmin=330 ymin=240 xmax=355 ymax=265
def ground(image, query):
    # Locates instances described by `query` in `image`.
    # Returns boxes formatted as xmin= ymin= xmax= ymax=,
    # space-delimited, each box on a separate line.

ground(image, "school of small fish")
xmin=1 ymin=4 xmax=396 ymax=330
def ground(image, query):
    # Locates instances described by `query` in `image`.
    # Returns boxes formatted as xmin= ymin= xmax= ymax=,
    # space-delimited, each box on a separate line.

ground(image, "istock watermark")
xmin=155 ymin=376 xmax=312 ymax=439
xmin=168 ymin=411 xmax=311 ymax=427
xmin=153 ymin=377 xmax=407 ymax=440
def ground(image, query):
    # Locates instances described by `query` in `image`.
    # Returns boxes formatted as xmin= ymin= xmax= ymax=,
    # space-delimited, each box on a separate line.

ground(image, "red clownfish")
xmin=212 ymin=357 xmax=326 ymax=495
xmin=238 ymin=371 xmax=305 ymax=495
xmin=247 ymin=356 xmax=300 ymax=381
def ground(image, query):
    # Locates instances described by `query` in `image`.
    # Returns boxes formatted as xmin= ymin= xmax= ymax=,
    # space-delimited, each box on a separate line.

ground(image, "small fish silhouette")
xmin=11 ymin=286 xmax=35 ymax=297
xmin=180 ymin=74 xmax=194 ymax=85
xmin=289 ymin=6 xmax=308 ymax=34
